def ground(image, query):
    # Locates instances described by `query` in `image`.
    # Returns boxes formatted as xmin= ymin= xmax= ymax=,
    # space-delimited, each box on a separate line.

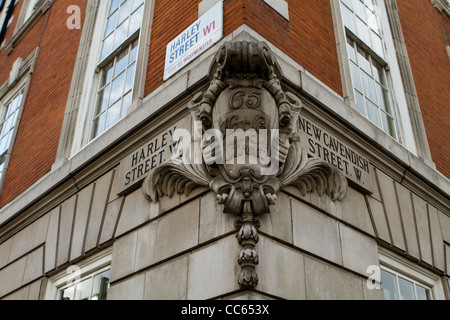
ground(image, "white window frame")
xmin=331 ymin=0 xmax=420 ymax=156
xmin=53 ymin=0 xmax=154 ymax=168
xmin=88 ymin=0 xmax=145 ymax=142
xmin=0 ymin=0 xmax=13 ymax=47
xmin=0 ymin=0 xmax=12 ymax=27
xmin=44 ymin=248 xmax=112 ymax=300
xmin=345 ymin=36 xmax=400 ymax=139
xmin=74 ymin=0 xmax=149 ymax=150
xmin=22 ymin=0 xmax=39 ymax=22
xmin=379 ymin=247 xmax=446 ymax=300
xmin=381 ymin=265 xmax=433 ymax=300
xmin=0 ymin=81 xmax=25 ymax=184
xmin=0 ymin=48 xmax=38 ymax=194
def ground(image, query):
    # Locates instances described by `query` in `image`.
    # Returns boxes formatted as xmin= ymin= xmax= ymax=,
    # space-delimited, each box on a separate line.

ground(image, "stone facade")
xmin=0 ymin=0 xmax=448 ymax=301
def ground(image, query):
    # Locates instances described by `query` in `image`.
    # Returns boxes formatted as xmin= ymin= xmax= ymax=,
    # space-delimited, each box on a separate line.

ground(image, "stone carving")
xmin=143 ymin=40 xmax=348 ymax=288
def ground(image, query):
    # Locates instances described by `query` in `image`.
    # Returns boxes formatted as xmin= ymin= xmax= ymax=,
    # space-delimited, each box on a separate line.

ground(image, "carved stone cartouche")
xmin=143 ymin=40 xmax=348 ymax=289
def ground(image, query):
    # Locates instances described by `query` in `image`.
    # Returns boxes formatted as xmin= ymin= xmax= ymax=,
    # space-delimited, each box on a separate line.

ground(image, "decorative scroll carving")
xmin=143 ymin=40 xmax=348 ymax=289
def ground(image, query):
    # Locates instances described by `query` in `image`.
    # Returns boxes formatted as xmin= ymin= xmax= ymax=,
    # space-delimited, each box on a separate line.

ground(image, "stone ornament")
xmin=143 ymin=40 xmax=348 ymax=289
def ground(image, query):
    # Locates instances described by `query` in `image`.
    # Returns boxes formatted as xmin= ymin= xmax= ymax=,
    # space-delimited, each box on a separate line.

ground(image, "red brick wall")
xmin=396 ymin=0 xmax=450 ymax=178
xmin=244 ymin=0 xmax=342 ymax=95
xmin=145 ymin=0 xmax=200 ymax=93
xmin=145 ymin=0 xmax=342 ymax=96
xmin=0 ymin=0 xmax=87 ymax=207
xmin=2 ymin=0 xmax=446 ymax=209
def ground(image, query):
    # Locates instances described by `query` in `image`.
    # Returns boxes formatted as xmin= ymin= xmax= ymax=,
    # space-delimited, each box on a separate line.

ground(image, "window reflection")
xmin=0 ymin=89 xmax=23 ymax=182
xmin=398 ymin=277 xmax=415 ymax=300
xmin=345 ymin=37 xmax=397 ymax=138
xmin=381 ymin=267 xmax=432 ymax=300
xmin=91 ymin=0 xmax=145 ymax=141
xmin=381 ymin=269 xmax=397 ymax=300
xmin=59 ymin=269 xmax=110 ymax=301
xmin=92 ymin=41 xmax=138 ymax=138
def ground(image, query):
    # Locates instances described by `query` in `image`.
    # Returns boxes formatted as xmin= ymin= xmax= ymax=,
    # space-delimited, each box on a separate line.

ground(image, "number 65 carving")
xmin=230 ymin=90 xmax=262 ymax=109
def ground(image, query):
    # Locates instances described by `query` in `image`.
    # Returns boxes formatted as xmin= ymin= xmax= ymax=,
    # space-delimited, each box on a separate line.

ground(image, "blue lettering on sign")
xmin=168 ymin=20 xmax=202 ymax=63
xmin=164 ymin=1 xmax=223 ymax=80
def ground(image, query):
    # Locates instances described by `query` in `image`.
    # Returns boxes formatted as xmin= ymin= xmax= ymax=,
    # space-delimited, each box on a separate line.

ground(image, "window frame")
xmin=381 ymin=265 xmax=433 ymax=300
xmin=0 ymin=0 xmax=14 ymax=47
xmin=0 ymin=0 xmax=12 ymax=28
xmin=44 ymin=248 xmax=112 ymax=300
xmin=345 ymin=35 xmax=399 ymax=139
xmin=22 ymin=0 xmax=40 ymax=22
xmin=338 ymin=0 xmax=410 ymax=144
xmin=0 ymin=84 xmax=26 ymax=185
xmin=0 ymin=48 xmax=38 ymax=194
xmin=53 ymin=0 xmax=154 ymax=168
xmin=91 ymin=39 xmax=139 ymax=140
xmin=88 ymin=0 xmax=145 ymax=142
xmin=57 ymin=265 xmax=111 ymax=300
xmin=379 ymin=247 xmax=446 ymax=300
xmin=330 ymin=0 xmax=433 ymax=160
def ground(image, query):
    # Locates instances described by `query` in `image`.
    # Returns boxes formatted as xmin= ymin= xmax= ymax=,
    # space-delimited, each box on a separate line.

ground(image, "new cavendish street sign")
xmin=297 ymin=114 xmax=372 ymax=193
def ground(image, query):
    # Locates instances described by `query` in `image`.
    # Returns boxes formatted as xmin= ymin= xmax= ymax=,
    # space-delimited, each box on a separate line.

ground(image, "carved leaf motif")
xmin=237 ymin=224 xmax=259 ymax=243
xmin=238 ymin=266 xmax=259 ymax=288
xmin=139 ymin=40 xmax=350 ymax=292
xmin=142 ymin=159 xmax=212 ymax=203
xmin=279 ymin=137 xmax=348 ymax=201
xmin=238 ymin=247 xmax=259 ymax=264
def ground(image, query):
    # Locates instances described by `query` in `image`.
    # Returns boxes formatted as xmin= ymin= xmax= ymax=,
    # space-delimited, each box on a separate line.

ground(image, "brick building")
xmin=0 ymin=0 xmax=448 ymax=301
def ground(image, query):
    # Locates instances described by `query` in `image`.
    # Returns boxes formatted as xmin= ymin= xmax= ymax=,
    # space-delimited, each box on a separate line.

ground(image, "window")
xmin=54 ymin=0 xmax=153 ymax=166
xmin=381 ymin=266 xmax=432 ymax=300
xmin=0 ymin=0 xmax=9 ymax=26
xmin=0 ymin=49 xmax=37 ymax=192
xmin=23 ymin=0 xmax=39 ymax=22
xmin=90 ymin=0 xmax=145 ymax=141
xmin=0 ymin=0 xmax=14 ymax=45
xmin=332 ymin=0 xmax=436 ymax=161
xmin=59 ymin=267 xmax=111 ymax=300
xmin=0 ymin=88 xmax=23 ymax=182
xmin=340 ymin=0 xmax=399 ymax=138
xmin=262 ymin=0 xmax=289 ymax=20
xmin=44 ymin=249 xmax=112 ymax=300
xmin=379 ymin=248 xmax=445 ymax=300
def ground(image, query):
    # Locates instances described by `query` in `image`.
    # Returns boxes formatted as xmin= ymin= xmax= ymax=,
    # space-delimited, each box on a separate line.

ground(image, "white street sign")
xmin=164 ymin=1 xmax=223 ymax=80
